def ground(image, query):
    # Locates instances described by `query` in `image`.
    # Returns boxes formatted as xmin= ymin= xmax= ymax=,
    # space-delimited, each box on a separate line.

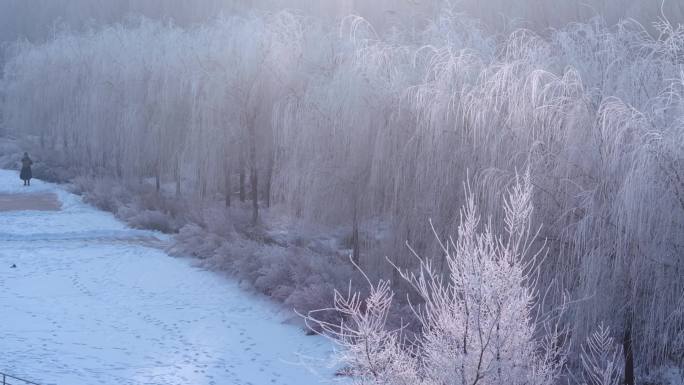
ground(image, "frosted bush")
xmin=307 ymin=173 xmax=568 ymax=385
xmin=580 ymin=324 xmax=624 ymax=385
xmin=124 ymin=209 xmax=179 ymax=234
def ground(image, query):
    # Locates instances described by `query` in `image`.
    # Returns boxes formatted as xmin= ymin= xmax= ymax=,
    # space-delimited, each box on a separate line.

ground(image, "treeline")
xmin=1 ymin=7 xmax=683 ymax=376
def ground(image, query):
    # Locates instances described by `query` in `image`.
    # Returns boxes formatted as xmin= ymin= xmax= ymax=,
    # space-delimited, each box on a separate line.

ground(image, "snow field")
xmin=0 ymin=170 xmax=337 ymax=385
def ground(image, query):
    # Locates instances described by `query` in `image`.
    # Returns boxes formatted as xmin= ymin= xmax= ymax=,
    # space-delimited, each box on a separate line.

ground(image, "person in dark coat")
xmin=20 ymin=152 xmax=33 ymax=186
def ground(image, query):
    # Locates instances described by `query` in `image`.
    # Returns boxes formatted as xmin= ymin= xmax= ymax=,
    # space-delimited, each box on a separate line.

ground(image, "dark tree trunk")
xmin=85 ymin=147 xmax=93 ymax=176
xmin=265 ymin=153 xmax=273 ymax=208
xmin=225 ymin=161 xmax=232 ymax=208
xmin=239 ymin=151 xmax=246 ymax=203
xmin=248 ymin=116 xmax=259 ymax=224
xmin=175 ymin=160 xmax=181 ymax=197
xmin=116 ymin=153 xmax=123 ymax=180
xmin=251 ymin=167 xmax=258 ymax=224
xmin=351 ymin=197 xmax=360 ymax=265
xmin=249 ymin=140 xmax=258 ymax=223
xmin=199 ymin=165 xmax=206 ymax=200
xmin=623 ymin=319 xmax=635 ymax=385
xmin=155 ymin=160 xmax=161 ymax=193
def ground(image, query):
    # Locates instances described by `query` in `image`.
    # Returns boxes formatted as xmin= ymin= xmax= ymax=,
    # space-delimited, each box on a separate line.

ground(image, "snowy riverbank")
xmin=0 ymin=169 xmax=338 ymax=385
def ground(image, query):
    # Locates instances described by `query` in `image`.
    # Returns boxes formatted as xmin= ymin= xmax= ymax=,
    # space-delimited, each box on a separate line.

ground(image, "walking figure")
xmin=20 ymin=152 xmax=33 ymax=186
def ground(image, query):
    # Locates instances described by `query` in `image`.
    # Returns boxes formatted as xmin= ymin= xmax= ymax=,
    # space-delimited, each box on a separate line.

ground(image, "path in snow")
xmin=0 ymin=192 xmax=61 ymax=211
xmin=0 ymin=170 xmax=337 ymax=385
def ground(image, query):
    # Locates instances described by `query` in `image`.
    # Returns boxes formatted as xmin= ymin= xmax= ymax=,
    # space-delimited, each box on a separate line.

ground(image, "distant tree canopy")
xmin=2 ymin=0 xmax=682 ymax=68
xmin=2 ymin=0 xmax=683 ymax=48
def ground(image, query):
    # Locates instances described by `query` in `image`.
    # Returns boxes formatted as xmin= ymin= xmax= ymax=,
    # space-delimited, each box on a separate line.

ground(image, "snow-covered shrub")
xmin=123 ymin=209 xmax=178 ymax=233
xmin=78 ymin=178 xmax=131 ymax=213
xmin=224 ymin=238 xmax=356 ymax=323
xmin=168 ymin=223 xmax=214 ymax=258
xmin=170 ymin=223 xmax=227 ymax=259
xmin=167 ymin=216 xmax=357 ymax=323
xmin=308 ymin=173 xmax=568 ymax=385
xmin=0 ymin=138 xmax=21 ymax=167
xmin=253 ymin=249 xmax=295 ymax=300
xmin=580 ymin=324 xmax=624 ymax=385
xmin=282 ymin=252 xmax=357 ymax=322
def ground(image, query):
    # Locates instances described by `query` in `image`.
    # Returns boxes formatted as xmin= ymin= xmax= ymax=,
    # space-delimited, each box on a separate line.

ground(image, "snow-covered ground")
xmin=0 ymin=170 xmax=338 ymax=385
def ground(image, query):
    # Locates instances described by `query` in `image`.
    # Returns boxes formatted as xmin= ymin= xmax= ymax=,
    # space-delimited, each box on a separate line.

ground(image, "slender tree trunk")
xmin=156 ymin=129 xmax=163 ymax=192
xmin=251 ymin=167 xmax=258 ymax=223
xmin=175 ymin=159 xmax=181 ymax=197
xmin=249 ymin=129 xmax=259 ymax=224
xmin=352 ymin=194 xmax=360 ymax=265
xmin=116 ymin=152 xmax=123 ymax=180
xmin=225 ymin=159 xmax=232 ymax=207
xmin=239 ymin=150 xmax=246 ymax=203
xmin=86 ymin=146 xmax=93 ymax=175
xmin=155 ymin=159 xmax=161 ymax=193
xmin=199 ymin=164 xmax=206 ymax=200
xmin=623 ymin=314 xmax=635 ymax=385
xmin=265 ymin=153 xmax=273 ymax=208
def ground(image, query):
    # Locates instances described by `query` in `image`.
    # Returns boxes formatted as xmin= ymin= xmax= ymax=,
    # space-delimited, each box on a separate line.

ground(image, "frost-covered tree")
xmin=308 ymin=172 xmax=568 ymax=385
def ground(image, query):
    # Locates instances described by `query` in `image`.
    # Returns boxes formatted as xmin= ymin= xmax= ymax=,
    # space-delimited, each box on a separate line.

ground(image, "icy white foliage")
xmin=307 ymin=173 xmax=568 ymax=385
xmin=580 ymin=324 xmax=624 ymax=385
xmin=1 ymin=5 xmax=682 ymax=375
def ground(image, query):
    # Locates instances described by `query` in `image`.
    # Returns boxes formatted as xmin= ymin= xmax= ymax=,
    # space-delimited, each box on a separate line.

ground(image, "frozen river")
xmin=0 ymin=170 xmax=336 ymax=385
